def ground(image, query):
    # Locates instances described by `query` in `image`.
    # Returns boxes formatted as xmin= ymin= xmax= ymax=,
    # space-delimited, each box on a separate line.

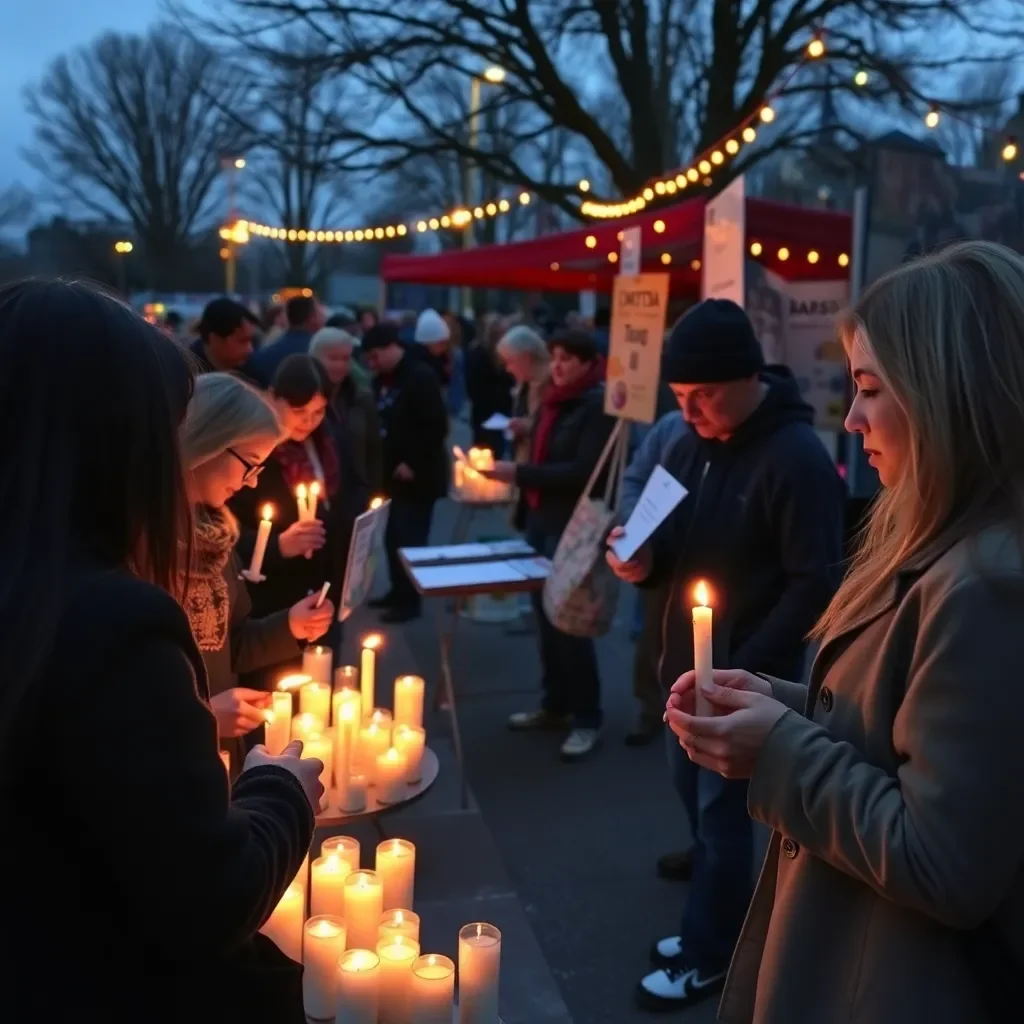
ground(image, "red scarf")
xmin=526 ymin=357 xmax=606 ymax=509
xmin=274 ymin=425 xmax=341 ymax=505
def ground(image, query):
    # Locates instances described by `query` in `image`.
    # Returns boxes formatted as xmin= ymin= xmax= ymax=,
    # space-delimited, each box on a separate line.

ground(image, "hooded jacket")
xmin=643 ymin=368 xmax=845 ymax=688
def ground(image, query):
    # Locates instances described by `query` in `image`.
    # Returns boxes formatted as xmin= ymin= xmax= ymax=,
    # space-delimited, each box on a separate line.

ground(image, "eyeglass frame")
xmin=226 ymin=448 xmax=265 ymax=483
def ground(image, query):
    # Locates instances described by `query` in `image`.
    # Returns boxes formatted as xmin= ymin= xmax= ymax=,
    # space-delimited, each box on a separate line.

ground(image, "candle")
xmin=308 ymin=479 xmax=321 ymax=520
xmin=360 ymin=634 xmax=382 ymax=720
xmin=299 ymin=678 xmax=331 ymax=721
xmin=454 ymin=461 xmax=465 ymax=489
xmin=302 ymin=645 xmax=333 ymax=687
xmin=291 ymin=712 xmax=322 ymax=746
xmin=247 ymin=503 xmax=274 ymax=579
xmin=393 ymin=674 xmax=425 ymax=729
xmin=293 ymin=851 xmax=309 ymax=890
xmin=303 ymin=915 xmax=346 ymax=1020
xmin=356 ymin=722 xmax=391 ymax=779
xmin=310 ymin=852 xmax=352 ymax=917
xmin=333 ymin=668 xmax=360 ymax=714
xmin=276 ymin=671 xmax=313 ymax=695
xmin=259 ymin=882 xmax=304 ymax=962
xmin=333 ymin=701 xmax=358 ymax=801
xmin=321 ymin=834 xmax=361 ymax=872
xmin=376 ymin=838 xmax=415 ymax=911
xmin=343 ymin=870 xmax=384 ymax=950
xmin=375 ymin=748 xmax=409 ymax=806
xmin=692 ymin=580 xmax=713 ymax=717
xmin=340 ymin=771 xmax=368 ymax=814
xmin=218 ymin=749 xmax=230 ymax=774
xmin=265 ymin=690 xmax=293 ymax=755
xmin=336 ymin=949 xmax=380 ymax=1024
xmin=379 ymin=909 xmax=420 ymax=944
xmin=410 ymin=953 xmax=455 ymax=1024
xmin=376 ymin=935 xmax=420 ymax=1024
xmin=305 ymin=731 xmax=334 ymax=804
xmin=296 ymin=482 xmax=309 ymax=521
xmin=394 ymin=725 xmax=426 ymax=784
xmin=370 ymin=708 xmax=394 ymax=730
xmin=458 ymin=922 xmax=501 ymax=1023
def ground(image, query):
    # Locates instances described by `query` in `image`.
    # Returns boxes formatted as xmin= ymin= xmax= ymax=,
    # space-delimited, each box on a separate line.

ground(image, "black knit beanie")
xmin=663 ymin=299 xmax=764 ymax=384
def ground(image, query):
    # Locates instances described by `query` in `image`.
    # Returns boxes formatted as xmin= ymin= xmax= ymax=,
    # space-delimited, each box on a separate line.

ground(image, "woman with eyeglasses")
xmin=181 ymin=373 xmax=335 ymax=773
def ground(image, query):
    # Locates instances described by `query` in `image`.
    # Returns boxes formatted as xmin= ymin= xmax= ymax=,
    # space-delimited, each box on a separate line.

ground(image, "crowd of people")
xmin=2 ymin=236 xmax=1022 ymax=1022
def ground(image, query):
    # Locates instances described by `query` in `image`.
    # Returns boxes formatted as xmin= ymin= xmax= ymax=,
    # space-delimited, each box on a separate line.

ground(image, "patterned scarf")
xmin=180 ymin=506 xmax=240 ymax=652
xmin=274 ymin=424 xmax=341 ymax=499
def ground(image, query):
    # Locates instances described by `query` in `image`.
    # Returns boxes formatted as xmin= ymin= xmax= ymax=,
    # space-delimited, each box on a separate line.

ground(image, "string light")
xmin=660 ymin=253 xmax=672 ymax=265
xmin=808 ymin=250 xmax=820 ymax=264
xmin=607 ymin=251 xmax=618 ymax=263
xmin=807 ymin=35 xmax=825 ymax=59
xmin=1002 ymin=138 xmax=1018 ymax=162
xmin=653 ymin=220 xmax=666 ymax=233
xmin=778 ymin=247 xmax=790 ymax=261
xmin=854 ymin=70 xmax=869 ymax=87
xmin=760 ymin=105 xmax=776 ymax=124
xmin=925 ymin=105 xmax=940 ymax=129
xmin=839 ymin=253 xmax=850 ymax=267
xmin=750 ymin=241 xmax=762 ymax=256
xmin=579 ymin=179 xmax=591 ymax=192
xmin=690 ymin=259 xmax=702 ymax=271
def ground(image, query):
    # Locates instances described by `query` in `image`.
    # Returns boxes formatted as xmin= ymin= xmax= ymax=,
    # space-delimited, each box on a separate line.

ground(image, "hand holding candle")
xmin=308 ymin=479 xmax=321 ymax=520
xmin=692 ymin=580 xmax=713 ymax=717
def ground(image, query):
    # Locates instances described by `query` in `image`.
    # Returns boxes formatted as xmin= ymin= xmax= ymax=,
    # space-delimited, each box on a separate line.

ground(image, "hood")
xmin=715 ymin=366 xmax=815 ymax=452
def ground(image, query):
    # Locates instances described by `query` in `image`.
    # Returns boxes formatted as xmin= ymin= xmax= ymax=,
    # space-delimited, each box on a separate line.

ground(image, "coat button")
xmin=819 ymin=687 xmax=834 ymax=712
xmin=781 ymin=837 xmax=799 ymax=859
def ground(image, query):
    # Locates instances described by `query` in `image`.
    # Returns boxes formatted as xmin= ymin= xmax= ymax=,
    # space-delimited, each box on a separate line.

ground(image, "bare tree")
xmin=933 ymin=62 xmax=1017 ymax=167
xmin=23 ymin=26 xmax=254 ymax=288
xmin=0 ymin=185 xmax=34 ymax=236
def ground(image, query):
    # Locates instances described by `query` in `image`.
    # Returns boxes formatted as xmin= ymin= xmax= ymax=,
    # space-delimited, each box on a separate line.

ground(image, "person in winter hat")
xmin=410 ymin=308 xmax=453 ymax=386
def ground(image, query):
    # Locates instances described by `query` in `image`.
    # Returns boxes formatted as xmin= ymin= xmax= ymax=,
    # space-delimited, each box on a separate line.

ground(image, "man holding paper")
xmin=606 ymin=299 xmax=845 ymax=1014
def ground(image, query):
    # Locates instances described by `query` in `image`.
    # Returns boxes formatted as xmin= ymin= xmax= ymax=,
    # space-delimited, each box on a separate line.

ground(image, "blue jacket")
xmin=621 ymin=412 xmax=689 ymax=521
xmin=248 ymin=328 xmax=313 ymax=387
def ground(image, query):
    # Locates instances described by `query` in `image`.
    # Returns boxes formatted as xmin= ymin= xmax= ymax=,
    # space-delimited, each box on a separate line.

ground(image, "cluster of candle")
xmin=296 ymin=480 xmax=322 ymax=522
xmin=451 ymin=446 xmax=512 ymax=503
xmin=261 ymin=834 xmax=502 ymax=1022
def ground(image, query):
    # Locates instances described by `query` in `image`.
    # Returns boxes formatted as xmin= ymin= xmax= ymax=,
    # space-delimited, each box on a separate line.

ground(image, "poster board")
xmin=702 ymin=175 xmax=746 ymax=303
xmin=604 ymin=273 xmax=670 ymax=424
xmin=338 ymin=499 xmax=391 ymax=621
xmin=620 ymin=226 xmax=642 ymax=275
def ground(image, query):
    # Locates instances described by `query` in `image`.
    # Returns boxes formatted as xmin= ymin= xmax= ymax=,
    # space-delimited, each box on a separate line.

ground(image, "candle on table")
xmin=356 ymin=722 xmax=391 ymax=780
xmin=375 ymin=748 xmax=409 ymax=806
xmin=340 ymin=771 xmax=368 ymax=814
xmin=360 ymin=634 xmax=382 ymax=720
xmin=410 ymin=953 xmax=455 ymax=1024
xmin=379 ymin=909 xmax=420 ymax=944
xmin=303 ymin=914 xmax=346 ymax=1020
xmin=375 ymin=838 xmax=415 ymax=911
xmin=291 ymin=712 xmax=322 ymax=746
xmin=458 ymin=922 xmax=501 ymax=1024
xmin=343 ymin=870 xmax=384 ymax=950
xmin=247 ymin=503 xmax=274 ymax=579
xmin=310 ymin=852 xmax=352 ymax=917
xmin=336 ymin=949 xmax=380 ymax=1024
xmin=302 ymin=646 xmax=333 ymax=688
xmin=308 ymin=479 xmax=321 ymax=520
xmin=333 ymin=685 xmax=362 ymax=734
xmin=333 ymin=702 xmax=358 ymax=801
xmin=265 ymin=691 xmax=293 ymax=755
xmin=333 ymin=668 xmax=361 ymax=717
xmin=304 ymin=731 xmax=334 ymax=804
xmin=299 ymin=678 xmax=331 ymax=721
xmin=394 ymin=725 xmax=426 ymax=783
xmin=692 ymin=580 xmax=713 ymax=717
xmin=393 ymin=674 xmax=425 ymax=729
xmin=321 ymin=834 xmax=360 ymax=873
xmin=260 ymin=882 xmax=304 ymax=962
xmin=376 ymin=935 xmax=420 ymax=1024
xmin=370 ymin=708 xmax=393 ymax=730
xmin=295 ymin=482 xmax=309 ymax=521
xmin=293 ymin=851 xmax=310 ymax=890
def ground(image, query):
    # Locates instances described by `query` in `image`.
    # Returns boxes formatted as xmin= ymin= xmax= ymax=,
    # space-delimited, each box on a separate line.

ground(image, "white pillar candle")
xmin=369 ymin=708 xmax=393 ymax=731
xmin=333 ymin=684 xmax=361 ymax=725
xmin=293 ymin=851 xmax=310 ymax=890
xmin=410 ymin=954 xmax=455 ymax=1024
xmin=218 ymin=749 xmax=230 ymax=774
xmin=321 ymin=835 xmax=360 ymax=873
xmin=277 ymin=671 xmax=313 ymax=695
xmin=247 ymin=503 xmax=274 ymax=579
xmin=343 ymin=870 xmax=384 ymax=951
xmin=333 ymin=670 xmax=360 ymax=716
xmin=265 ymin=691 xmax=293 ymax=755
xmin=458 ymin=922 xmax=501 ymax=1023
xmin=376 ymin=936 xmax=420 ymax=1024
xmin=296 ymin=482 xmax=309 ymax=521
xmin=379 ymin=909 xmax=420 ymax=944
xmin=333 ymin=702 xmax=358 ymax=801
xmin=394 ymin=725 xmax=426 ymax=783
xmin=356 ymin=723 xmax=391 ymax=780
xmin=336 ymin=949 xmax=380 ymax=1024
xmin=376 ymin=838 xmax=415 ymax=911
xmin=260 ymin=882 xmax=305 ymax=962
xmin=303 ymin=915 xmax=346 ymax=1020
xmin=291 ymin=712 xmax=322 ymax=746
xmin=692 ymin=580 xmax=713 ymax=717
xmin=302 ymin=647 xmax=333 ymax=688
xmin=308 ymin=480 xmax=321 ymax=520
xmin=300 ymin=678 xmax=332 ymax=723
xmin=310 ymin=852 xmax=353 ymax=917
xmin=340 ymin=772 xmax=367 ymax=814
xmin=374 ymin=748 xmax=409 ymax=806
xmin=306 ymin=731 xmax=333 ymax=809
xmin=393 ymin=674 xmax=425 ymax=729
xmin=359 ymin=635 xmax=382 ymax=720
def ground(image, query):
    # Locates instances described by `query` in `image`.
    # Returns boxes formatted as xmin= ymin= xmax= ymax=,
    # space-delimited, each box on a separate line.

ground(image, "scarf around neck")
xmin=181 ymin=505 xmax=240 ymax=652
xmin=274 ymin=425 xmax=341 ymax=500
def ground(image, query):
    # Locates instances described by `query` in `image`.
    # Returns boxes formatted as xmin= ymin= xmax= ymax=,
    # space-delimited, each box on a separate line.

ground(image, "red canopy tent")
xmin=381 ymin=196 xmax=852 ymax=295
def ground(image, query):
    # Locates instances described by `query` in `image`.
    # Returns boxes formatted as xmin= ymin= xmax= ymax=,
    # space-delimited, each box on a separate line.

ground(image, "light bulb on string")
xmin=760 ymin=106 xmax=775 ymax=124
xmin=1002 ymin=138 xmax=1018 ymax=162
xmin=742 ymin=126 xmax=757 ymax=143
xmin=924 ymin=105 xmax=940 ymax=129
xmin=807 ymin=35 xmax=825 ymax=59
xmin=854 ymin=70 xmax=869 ymax=87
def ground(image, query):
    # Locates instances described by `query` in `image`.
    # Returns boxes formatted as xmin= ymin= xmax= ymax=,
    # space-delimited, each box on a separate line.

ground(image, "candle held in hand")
xmin=295 ymin=482 xmax=309 ymax=522
xmin=692 ymin=580 xmax=713 ymax=717
xmin=265 ymin=691 xmax=293 ymax=755
xmin=246 ymin=503 xmax=274 ymax=579
xmin=308 ymin=479 xmax=321 ymax=520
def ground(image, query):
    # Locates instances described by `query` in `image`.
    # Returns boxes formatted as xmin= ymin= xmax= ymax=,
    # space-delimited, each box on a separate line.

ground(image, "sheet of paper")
xmin=484 ymin=539 xmax=536 ymax=557
xmin=401 ymin=543 xmax=495 ymax=564
xmin=338 ymin=500 xmax=391 ymax=621
xmin=410 ymin=561 xmax=533 ymax=592
xmin=610 ymin=465 xmax=687 ymax=562
xmin=482 ymin=412 xmax=511 ymax=430
xmin=509 ymin=557 xmax=552 ymax=580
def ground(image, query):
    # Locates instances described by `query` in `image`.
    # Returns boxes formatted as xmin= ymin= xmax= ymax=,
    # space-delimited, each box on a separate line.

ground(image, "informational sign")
xmin=604 ymin=272 xmax=670 ymax=424
xmin=338 ymin=499 xmax=391 ymax=621
xmin=620 ymin=226 xmax=642 ymax=276
xmin=702 ymin=175 xmax=746 ymax=303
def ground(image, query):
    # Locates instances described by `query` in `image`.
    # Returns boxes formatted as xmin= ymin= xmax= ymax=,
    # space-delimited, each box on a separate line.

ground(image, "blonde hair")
xmin=181 ymin=373 xmax=283 ymax=471
xmin=814 ymin=240 xmax=1024 ymax=639
xmin=498 ymin=324 xmax=549 ymax=368
xmin=310 ymin=326 xmax=359 ymax=359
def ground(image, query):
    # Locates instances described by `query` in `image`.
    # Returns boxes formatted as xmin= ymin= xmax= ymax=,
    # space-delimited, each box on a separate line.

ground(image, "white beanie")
xmin=414 ymin=308 xmax=450 ymax=345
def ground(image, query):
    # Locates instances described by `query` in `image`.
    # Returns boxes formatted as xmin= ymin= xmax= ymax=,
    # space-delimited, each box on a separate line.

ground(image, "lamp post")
xmin=463 ymin=66 xmax=505 ymax=317
xmin=113 ymin=240 xmax=133 ymax=296
xmin=221 ymin=155 xmax=246 ymax=294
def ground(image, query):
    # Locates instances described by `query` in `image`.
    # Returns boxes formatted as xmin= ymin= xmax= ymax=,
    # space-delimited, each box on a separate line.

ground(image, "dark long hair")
xmin=0 ymin=280 xmax=194 ymax=739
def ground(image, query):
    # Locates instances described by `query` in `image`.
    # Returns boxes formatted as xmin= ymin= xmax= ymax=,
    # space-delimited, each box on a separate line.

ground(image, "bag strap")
xmin=601 ymin=421 xmax=629 ymax=511
xmin=581 ymin=418 xmax=626 ymax=502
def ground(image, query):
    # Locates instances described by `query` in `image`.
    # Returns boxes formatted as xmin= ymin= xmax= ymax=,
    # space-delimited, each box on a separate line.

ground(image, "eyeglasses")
xmin=227 ymin=448 xmax=265 ymax=483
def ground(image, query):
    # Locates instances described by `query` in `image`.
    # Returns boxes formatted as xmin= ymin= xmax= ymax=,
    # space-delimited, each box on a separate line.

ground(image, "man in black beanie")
xmin=607 ymin=298 xmax=846 ymax=1013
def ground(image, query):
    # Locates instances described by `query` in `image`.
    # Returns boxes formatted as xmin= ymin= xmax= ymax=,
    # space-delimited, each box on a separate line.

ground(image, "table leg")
xmin=434 ymin=600 xmax=469 ymax=809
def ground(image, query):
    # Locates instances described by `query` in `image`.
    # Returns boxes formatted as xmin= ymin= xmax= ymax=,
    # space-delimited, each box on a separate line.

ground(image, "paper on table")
xmin=410 ymin=561 xmax=536 ymax=592
xmin=482 ymin=412 xmax=511 ymax=430
xmin=610 ymin=465 xmax=688 ymax=562
xmin=509 ymin=557 xmax=552 ymax=580
xmin=401 ymin=543 xmax=494 ymax=564
xmin=484 ymin=539 xmax=535 ymax=557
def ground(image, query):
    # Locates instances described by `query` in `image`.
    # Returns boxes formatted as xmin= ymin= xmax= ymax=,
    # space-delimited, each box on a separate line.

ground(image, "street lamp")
xmin=113 ymin=240 xmax=133 ymax=294
xmin=221 ymin=154 xmax=247 ymax=293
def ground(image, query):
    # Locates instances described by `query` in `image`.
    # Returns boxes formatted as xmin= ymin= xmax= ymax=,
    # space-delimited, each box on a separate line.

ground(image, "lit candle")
xmin=296 ymin=482 xmax=309 ymax=521
xmin=692 ymin=580 xmax=713 ymax=717
xmin=393 ymin=674 xmax=425 ymax=729
xmin=343 ymin=870 xmax=384 ymax=951
xmin=458 ymin=922 xmax=501 ymax=1023
xmin=332 ymin=684 xmax=362 ymax=728
xmin=333 ymin=667 xmax=361 ymax=714
xmin=376 ymin=837 xmax=415 ymax=911
xmin=259 ymin=882 xmax=304 ymax=962
xmin=291 ymin=712 xmax=322 ymax=746
xmin=340 ymin=771 xmax=368 ymax=814
xmin=303 ymin=914 xmax=346 ymax=1020
xmin=276 ymin=671 xmax=313 ymax=695
xmin=356 ymin=722 xmax=391 ymax=780
xmin=321 ymin=834 xmax=360 ymax=873
xmin=336 ymin=949 xmax=380 ymax=1024
xmin=360 ymin=634 xmax=382 ymax=720
xmin=299 ymin=678 xmax=331 ymax=721
xmin=410 ymin=953 xmax=455 ymax=1024
xmin=310 ymin=852 xmax=352 ymax=917
xmin=265 ymin=690 xmax=293 ymax=755
xmin=302 ymin=646 xmax=333 ymax=688
xmin=293 ymin=851 xmax=309 ymax=890
xmin=308 ymin=479 xmax=321 ymax=520
xmin=379 ymin=909 xmax=420 ymax=944
xmin=334 ymin=702 xmax=358 ymax=802
xmin=376 ymin=935 xmax=420 ymax=1024
xmin=218 ymin=749 xmax=230 ymax=774
xmin=247 ymin=503 xmax=274 ymax=579
xmin=375 ymin=748 xmax=409 ymax=806
xmin=304 ymin=731 xmax=334 ymax=803
xmin=394 ymin=725 xmax=426 ymax=784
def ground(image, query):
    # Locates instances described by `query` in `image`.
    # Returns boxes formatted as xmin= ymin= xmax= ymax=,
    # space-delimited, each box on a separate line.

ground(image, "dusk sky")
xmin=1 ymin=1 xmax=162 ymax=188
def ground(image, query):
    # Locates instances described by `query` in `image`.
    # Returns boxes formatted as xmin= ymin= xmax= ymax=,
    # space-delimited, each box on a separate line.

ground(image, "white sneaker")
xmin=636 ymin=965 xmax=727 ymax=1011
xmin=652 ymin=935 xmax=683 ymax=963
xmin=560 ymin=728 xmax=601 ymax=760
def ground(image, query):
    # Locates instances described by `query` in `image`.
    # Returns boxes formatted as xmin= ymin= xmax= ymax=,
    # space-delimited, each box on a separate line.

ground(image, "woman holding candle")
xmin=667 ymin=242 xmax=1024 ymax=1024
xmin=0 ymin=280 xmax=324 ymax=1022
xmin=180 ymin=373 xmax=336 ymax=773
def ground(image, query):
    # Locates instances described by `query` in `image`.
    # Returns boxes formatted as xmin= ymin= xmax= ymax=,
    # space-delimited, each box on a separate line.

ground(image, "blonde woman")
xmin=667 ymin=240 xmax=1024 ymax=1022
xmin=181 ymin=373 xmax=335 ymax=772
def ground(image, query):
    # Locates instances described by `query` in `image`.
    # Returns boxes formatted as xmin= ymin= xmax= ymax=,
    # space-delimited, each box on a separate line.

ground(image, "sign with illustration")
xmin=702 ymin=175 xmax=746 ymax=303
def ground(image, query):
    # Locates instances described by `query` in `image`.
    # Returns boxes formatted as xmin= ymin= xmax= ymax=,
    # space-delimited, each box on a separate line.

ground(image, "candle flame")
xmin=309 ymin=480 xmax=321 ymax=497
xmin=296 ymin=483 xmax=307 ymax=500
xmin=260 ymin=503 xmax=275 ymax=521
xmin=369 ymin=496 xmax=384 ymax=510
xmin=362 ymin=633 xmax=383 ymax=651
xmin=428 ymin=954 xmax=436 ymax=966
xmin=277 ymin=672 xmax=313 ymax=692
xmin=311 ymin=918 xmax=340 ymax=937
xmin=325 ymin=853 xmax=340 ymax=869
xmin=342 ymin=949 xmax=378 ymax=972
xmin=386 ymin=749 xmax=400 ymax=764
xmin=391 ymin=838 xmax=402 ymax=853
xmin=694 ymin=580 xmax=710 ymax=608
xmin=340 ymin=704 xmax=357 ymax=721
xmin=395 ymin=911 xmax=404 ymax=923
xmin=476 ymin=923 xmax=483 ymax=938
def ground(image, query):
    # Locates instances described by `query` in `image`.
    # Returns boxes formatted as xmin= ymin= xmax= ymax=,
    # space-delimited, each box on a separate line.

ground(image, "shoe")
xmin=380 ymin=605 xmax=422 ymax=624
xmin=367 ymin=592 xmax=396 ymax=610
xmin=635 ymin=964 xmax=726 ymax=1012
xmin=624 ymin=713 xmax=661 ymax=747
xmin=648 ymin=935 xmax=683 ymax=968
xmin=560 ymin=728 xmax=601 ymax=760
xmin=656 ymin=849 xmax=694 ymax=881
xmin=507 ymin=709 xmax=571 ymax=731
